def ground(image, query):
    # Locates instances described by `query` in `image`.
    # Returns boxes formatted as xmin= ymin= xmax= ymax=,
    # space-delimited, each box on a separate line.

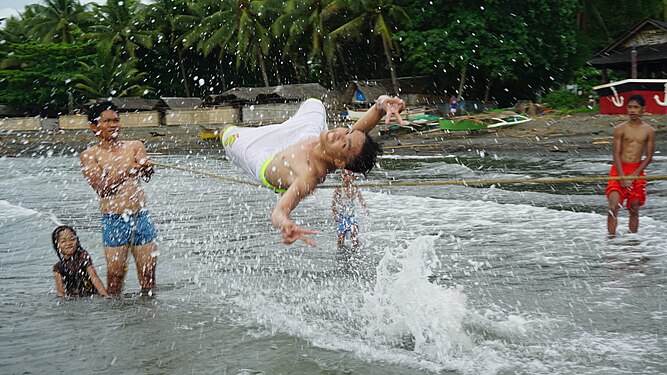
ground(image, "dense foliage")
xmin=0 ymin=0 xmax=664 ymax=114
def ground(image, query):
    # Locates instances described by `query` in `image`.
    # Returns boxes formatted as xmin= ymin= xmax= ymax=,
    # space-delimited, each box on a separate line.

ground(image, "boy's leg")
xmin=104 ymin=245 xmax=130 ymax=295
xmin=350 ymin=225 xmax=359 ymax=247
xmin=337 ymin=233 xmax=345 ymax=247
xmin=628 ymin=201 xmax=640 ymax=233
xmin=607 ymin=191 xmax=622 ymax=236
xmin=131 ymin=242 xmax=157 ymax=294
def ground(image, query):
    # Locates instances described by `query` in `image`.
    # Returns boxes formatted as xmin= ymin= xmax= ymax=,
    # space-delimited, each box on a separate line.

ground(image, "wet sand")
xmin=0 ymin=113 xmax=664 ymax=159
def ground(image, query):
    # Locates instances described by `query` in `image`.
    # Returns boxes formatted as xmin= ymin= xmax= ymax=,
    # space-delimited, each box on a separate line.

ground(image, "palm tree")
xmin=331 ymin=0 xmax=410 ymax=94
xmin=72 ymin=47 xmax=153 ymax=98
xmin=272 ymin=0 xmax=345 ymax=85
xmin=140 ymin=0 xmax=192 ymax=96
xmin=180 ymin=0 xmax=273 ymax=87
xmin=25 ymin=0 xmax=90 ymax=43
xmin=87 ymin=0 xmax=153 ymax=58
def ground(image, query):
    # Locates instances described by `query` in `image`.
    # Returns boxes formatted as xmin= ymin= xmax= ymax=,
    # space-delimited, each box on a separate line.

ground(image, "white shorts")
xmin=222 ymin=99 xmax=327 ymax=190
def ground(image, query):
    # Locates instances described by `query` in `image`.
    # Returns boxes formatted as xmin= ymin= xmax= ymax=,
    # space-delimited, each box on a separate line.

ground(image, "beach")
xmin=1 ymin=112 xmax=665 ymax=159
xmin=1 ymin=111 xmax=666 ymax=374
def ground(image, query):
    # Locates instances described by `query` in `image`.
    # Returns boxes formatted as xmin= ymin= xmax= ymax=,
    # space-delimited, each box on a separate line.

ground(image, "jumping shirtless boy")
xmin=606 ymin=94 xmax=655 ymax=236
xmin=80 ymin=101 xmax=158 ymax=295
xmin=220 ymin=95 xmax=404 ymax=246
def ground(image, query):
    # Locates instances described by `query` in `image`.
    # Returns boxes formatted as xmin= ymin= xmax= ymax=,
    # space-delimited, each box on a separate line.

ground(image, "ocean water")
xmin=0 ymin=152 xmax=665 ymax=374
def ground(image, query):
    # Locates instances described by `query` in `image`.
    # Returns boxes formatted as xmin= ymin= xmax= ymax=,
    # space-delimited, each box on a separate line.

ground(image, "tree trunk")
xmin=484 ymin=78 xmax=492 ymax=101
xmin=218 ymin=61 xmax=228 ymax=92
xmin=258 ymin=53 xmax=270 ymax=87
xmin=337 ymin=44 xmax=350 ymax=79
xmin=178 ymin=55 xmax=190 ymax=97
xmin=382 ymin=35 xmax=399 ymax=95
xmin=457 ymin=64 xmax=467 ymax=99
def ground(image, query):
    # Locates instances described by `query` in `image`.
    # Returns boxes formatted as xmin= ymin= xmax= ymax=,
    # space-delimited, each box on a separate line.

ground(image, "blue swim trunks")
xmin=336 ymin=214 xmax=357 ymax=236
xmin=101 ymin=211 xmax=158 ymax=247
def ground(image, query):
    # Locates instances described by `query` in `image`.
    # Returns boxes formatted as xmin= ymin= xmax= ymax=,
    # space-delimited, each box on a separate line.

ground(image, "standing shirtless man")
xmin=606 ymin=94 xmax=655 ymax=236
xmin=80 ymin=101 xmax=158 ymax=295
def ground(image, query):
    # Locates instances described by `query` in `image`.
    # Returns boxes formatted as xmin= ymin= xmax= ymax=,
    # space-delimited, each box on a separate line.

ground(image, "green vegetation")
xmin=0 ymin=0 xmax=664 ymax=115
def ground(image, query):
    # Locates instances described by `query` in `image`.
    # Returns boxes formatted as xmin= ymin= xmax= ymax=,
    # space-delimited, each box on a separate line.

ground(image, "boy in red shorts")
xmin=606 ymin=94 xmax=655 ymax=236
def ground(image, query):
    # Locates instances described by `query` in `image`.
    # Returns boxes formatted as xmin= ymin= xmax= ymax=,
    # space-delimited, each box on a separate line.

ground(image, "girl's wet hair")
xmin=52 ymin=225 xmax=83 ymax=261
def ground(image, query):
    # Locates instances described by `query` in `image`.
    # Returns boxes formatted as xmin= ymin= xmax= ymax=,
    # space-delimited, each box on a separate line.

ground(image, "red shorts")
xmin=605 ymin=162 xmax=646 ymax=208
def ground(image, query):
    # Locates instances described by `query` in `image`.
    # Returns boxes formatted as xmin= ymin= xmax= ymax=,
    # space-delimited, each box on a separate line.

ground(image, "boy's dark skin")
xmin=80 ymin=107 xmax=157 ymax=295
xmin=607 ymin=98 xmax=655 ymax=236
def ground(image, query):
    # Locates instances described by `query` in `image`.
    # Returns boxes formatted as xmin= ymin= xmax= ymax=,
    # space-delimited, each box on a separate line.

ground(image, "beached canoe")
xmin=345 ymin=107 xmax=427 ymax=121
xmin=439 ymin=114 xmax=531 ymax=131
xmin=438 ymin=118 xmax=488 ymax=131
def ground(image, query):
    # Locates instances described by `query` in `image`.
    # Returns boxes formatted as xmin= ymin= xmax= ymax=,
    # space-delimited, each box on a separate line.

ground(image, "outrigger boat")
xmin=439 ymin=113 xmax=530 ymax=131
xmin=345 ymin=107 xmax=427 ymax=121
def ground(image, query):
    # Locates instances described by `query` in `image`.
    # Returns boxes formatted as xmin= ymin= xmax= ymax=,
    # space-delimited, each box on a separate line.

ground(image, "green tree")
xmin=140 ymin=0 xmax=193 ymax=96
xmin=72 ymin=47 xmax=153 ymax=98
xmin=0 ymin=41 xmax=94 ymax=114
xmin=87 ymin=0 xmax=153 ymax=58
xmin=25 ymin=0 xmax=90 ymax=43
xmin=272 ymin=0 xmax=345 ymax=85
xmin=331 ymin=0 xmax=410 ymax=94
xmin=180 ymin=0 xmax=273 ymax=87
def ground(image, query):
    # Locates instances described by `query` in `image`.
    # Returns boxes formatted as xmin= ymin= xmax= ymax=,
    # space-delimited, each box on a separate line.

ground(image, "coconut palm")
xmin=140 ymin=0 xmax=193 ymax=96
xmin=180 ymin=0 xmax=273 ymax=87
xmin=87 ymin=0 xmax=153 ymax=58
xmin=25 ymin=0 xmax=90 ymax=43
xmin=272 ymin=0 xmax=345 ymax=85
xmin=331 ymin=0 xmax=410 ymax=94
xmin=72 ymin=47 xmax=153 ymax=98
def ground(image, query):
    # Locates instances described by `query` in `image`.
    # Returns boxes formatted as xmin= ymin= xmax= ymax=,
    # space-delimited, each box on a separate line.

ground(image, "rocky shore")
xmin=0 ymin=113 xmax=664 ymax=159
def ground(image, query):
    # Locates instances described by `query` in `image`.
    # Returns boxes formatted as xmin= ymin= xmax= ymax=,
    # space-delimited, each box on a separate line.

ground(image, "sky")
xmin=0 ymin=0 xmax=106 ymax=24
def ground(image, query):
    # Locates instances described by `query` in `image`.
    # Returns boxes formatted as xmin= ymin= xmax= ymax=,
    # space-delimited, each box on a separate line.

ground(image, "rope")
xmin=153 ymin=162 xmax=262 ymax=188
xmin=153 ymin=161 xmax=667 ymax=189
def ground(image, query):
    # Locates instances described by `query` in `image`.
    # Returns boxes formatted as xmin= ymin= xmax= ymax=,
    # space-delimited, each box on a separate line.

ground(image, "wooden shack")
xmin=588 ymin=19 xmax=667 ymax=82
xmin=589 ymin=19 xmax=667 ymax=114
xmin=205 ymin=83 xmax=328 ymax=125
xmin=0 ymin=117 xmax=42 ymax=131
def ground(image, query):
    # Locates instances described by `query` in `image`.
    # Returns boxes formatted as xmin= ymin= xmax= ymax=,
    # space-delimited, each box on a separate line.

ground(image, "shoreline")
xmin=0 ymin=113 xmax=664 ymax=160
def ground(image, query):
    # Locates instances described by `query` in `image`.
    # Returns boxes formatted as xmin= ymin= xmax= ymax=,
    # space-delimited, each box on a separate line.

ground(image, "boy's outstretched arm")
xmin=271 ymin=177 xmax=319 ymax=247
xmin=352 ymin=95 xmax=406 ymax=133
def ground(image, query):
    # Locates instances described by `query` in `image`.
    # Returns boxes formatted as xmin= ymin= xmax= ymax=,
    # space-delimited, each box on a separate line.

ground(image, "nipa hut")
xmin=205 ymin=83 xmax=329 ymax=125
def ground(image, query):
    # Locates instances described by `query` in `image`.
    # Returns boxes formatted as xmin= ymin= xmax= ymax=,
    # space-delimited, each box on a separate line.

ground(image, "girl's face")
xmin=57 ymin=230 xmax=78 ymax=259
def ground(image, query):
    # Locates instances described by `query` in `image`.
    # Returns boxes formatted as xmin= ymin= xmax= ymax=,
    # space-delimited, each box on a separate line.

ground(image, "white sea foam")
xmin=0 ymin=200 xmax=40 ymax=219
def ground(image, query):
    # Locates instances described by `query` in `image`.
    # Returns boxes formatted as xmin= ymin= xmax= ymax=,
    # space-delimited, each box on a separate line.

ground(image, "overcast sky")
xmin=0 ymin=0 xmax=108 ymax=23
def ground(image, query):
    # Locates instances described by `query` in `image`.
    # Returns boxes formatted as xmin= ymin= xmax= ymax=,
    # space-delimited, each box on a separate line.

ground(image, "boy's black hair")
xmin=628 ymin=94 xmax=645 ymax=107
xmin=344 ymin=132 xmax=382 ymax=175
xmin=87 ymin=100 xmax=118 ymax=125
xmin=52 ymin=225 xmax=83 ymax=261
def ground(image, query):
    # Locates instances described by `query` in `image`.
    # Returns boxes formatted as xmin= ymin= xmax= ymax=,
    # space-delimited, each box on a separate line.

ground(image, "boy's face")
xmin=319 ymin=128 xmax=365 ymax=163
xmin=626 ymin=100 xmax=644 ymax=120
xmin=90 ymin=109 xmax=121 ymax=140
xmin=57 ymin=230 xmax=78 ymax=259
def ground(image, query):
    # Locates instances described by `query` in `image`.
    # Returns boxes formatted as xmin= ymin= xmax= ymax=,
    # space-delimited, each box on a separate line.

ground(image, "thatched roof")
xmin=204 ymin=83 xmax=328 ymax=106
xmin=109 ymin=97 xmax=161 ymax=111
xmin=160 ymin=97 xmax=203 ymax=109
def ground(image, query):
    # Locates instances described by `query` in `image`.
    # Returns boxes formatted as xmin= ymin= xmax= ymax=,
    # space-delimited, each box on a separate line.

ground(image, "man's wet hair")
xmin=87 ymin=100 xmax=118 ymax=125
xmin=344 ymin=132 xmax=382 ymax=175
xmin=628 ymin=94 xmax=645 ymax=107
